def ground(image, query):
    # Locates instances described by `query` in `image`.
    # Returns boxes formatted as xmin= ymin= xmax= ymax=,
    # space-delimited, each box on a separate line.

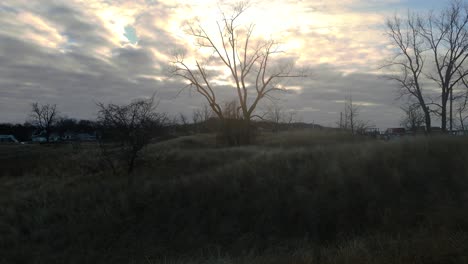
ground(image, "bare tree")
xmin=192 ymin=103 xmax=214 ymax=125
xmin=455 ymin=88 xmax=468 ymax=130
xmin=97 ymin=94 xmax=167 ymax=181
xmin=264 ymin=102 xmax=297 ymax=132
xmin=172 ymin=2 xmax=303 ymax=144
xmin=222 ymin=99 xmax=242 ymax=120
xmin=178 ymin=113 xmax=189 ymax=126
xmin=386 ymin=0 xmax=468 ymax=132
xmin=385 ymin=12 xmax=432 ymax=133
xmin=400 ymin=102 xmax=426 ymax=131
xmin=193 ymin=104 xmax=214 ymax=124
xmin=192 ymin=103 xmax=215 ymax=133
xmin=418 ymin=0 xmax=468 ymax=131
xmin=29 ymin=102 xmax=59 ymax=142
xmin=339 ymin=96 xmax=369 ymax=135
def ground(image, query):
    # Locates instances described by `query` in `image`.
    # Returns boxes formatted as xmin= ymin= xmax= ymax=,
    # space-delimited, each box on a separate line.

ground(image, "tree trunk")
xmin=441 ymin=100 xmax=447 ymax=132
xmin=423 ymin=108 xmax=432 ymax=134
xmin=460 ymin=111 xmax=465 ymax=131
xmin=127 ymin=152 xmax=137 ymax=186
xmin=450 ymin=89 xmax=453 ymax=132
xmin=241 ymin=117 xmax=251 ymax=145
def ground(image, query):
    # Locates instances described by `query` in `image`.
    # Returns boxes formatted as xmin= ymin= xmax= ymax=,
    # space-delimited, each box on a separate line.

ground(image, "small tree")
xmin=29 ymin=102 xmax=59 ymax=142
xmin=339 ymin=96 xmax=369 ymax=135
xmin=264 ymin=102 xmax=297 ymax=132
xmin=97 ymin=95 xmax=166 ymax=181
xmin=400 ymin=103 xmax=426 ymax=132
xmin=192 ymin=104 xmax=214 ymax=124
xmin=192 ymin=103 xmax=215 ymax=133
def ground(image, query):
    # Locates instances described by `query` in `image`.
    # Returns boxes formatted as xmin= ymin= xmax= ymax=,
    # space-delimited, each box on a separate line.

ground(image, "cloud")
xmin=0 ymin=0 xmax=426 ymax=128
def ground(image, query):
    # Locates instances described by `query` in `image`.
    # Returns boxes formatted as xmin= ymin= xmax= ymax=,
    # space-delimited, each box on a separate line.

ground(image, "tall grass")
xmin=1 ymin=133 xmax=468 ymax=263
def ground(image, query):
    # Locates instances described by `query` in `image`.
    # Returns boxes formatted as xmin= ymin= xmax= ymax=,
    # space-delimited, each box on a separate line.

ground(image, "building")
xmin=385 ymin=128 xmax=406 ymax=135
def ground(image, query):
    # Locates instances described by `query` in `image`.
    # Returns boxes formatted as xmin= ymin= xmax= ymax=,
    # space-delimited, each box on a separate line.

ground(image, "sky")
xmin=0 ymin=0 xmax=448 ymax=128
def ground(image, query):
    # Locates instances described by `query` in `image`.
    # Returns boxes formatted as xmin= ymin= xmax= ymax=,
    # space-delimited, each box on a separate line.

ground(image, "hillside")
xmin=1 ymin=131 xmax=468 ymax=263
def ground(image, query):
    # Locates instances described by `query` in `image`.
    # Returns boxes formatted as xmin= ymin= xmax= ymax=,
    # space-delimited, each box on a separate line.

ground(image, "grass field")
xmin=1 ymin=130 xmax=468 ymax=263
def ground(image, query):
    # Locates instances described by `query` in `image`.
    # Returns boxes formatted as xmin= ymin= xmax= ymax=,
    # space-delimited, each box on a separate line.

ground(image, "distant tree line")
xmin=0 ymin=117 xmax=97 ymax=142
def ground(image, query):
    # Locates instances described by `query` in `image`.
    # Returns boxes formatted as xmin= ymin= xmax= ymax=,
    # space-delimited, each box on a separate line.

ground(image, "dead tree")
xmin=192 ymin=103 xmax=214 ymax=124
xmin=172 ymin=1 xmax=303 ymax=144
xmin=385 ymin=13 xmax=432 ymax=133
xmin=192 ymin=103 xmax=215 ymax=133
xmin=400 ymin=102 xmax=426 ymax=131
xmin=97 ymin=94 xmax=166 ymax=181
xmin=455 ymin=87 xmax=468 ymax=130
xmin=340 ymin=96 xmax=369 ymax=135
xmin=29 ymin=102 xmax=59 ymax=142
xmin=178 ymin=113 xmax=189 ymax=126
xmin=264 ymin=102 xmax=297 ymax=132
xmin=418 ymin=0 xmax=468 ymax=131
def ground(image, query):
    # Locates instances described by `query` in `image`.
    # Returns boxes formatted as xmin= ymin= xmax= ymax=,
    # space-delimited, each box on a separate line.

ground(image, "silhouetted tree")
xmin=264 ymin=102 xmax=297 ymax=132
xmin=56 ymin=117 xmax=78 ymax=136
xmin=192 ymin=104 xmax=214 ymax=124
xmin=385 ymin=0 xmax=468 ymax=132
xmin=192 ymin=103 xmax=214 ymax=133
xmin=29 ymin=102 xmax=59 ymax=142
xmin=97 ymin=94 xmax=167 ymax=181
xmin=455 ymin=88 xmax=468 ymax=130
xmin=172 ymin=1 xmax=303 ymax=144
xmin=385 ymin=12 xmax=432 ymax=133
xmin=339 ymin=96 xmax=369 ymax=135
xmin=419 ymin=0 xmax=468 ymax=131
xmin=400 ymin=102 xmax=426 ymax=132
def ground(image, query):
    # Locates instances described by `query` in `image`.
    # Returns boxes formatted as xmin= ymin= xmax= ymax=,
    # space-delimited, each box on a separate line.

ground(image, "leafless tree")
xmin=264 ymin=102 xmax=297 ymax=132
xmin=172 ymin=1 xmax=303 ymax=144
xmin=400 ymin=102 xmax=426 ymax=131
xmin=222 ymin=99 xmax=242 ymax=120
xmin=386 ymin=1 xmax=468 ymax=132
xmin=339 ymin=96 xmax=369 ymax=135
xmin=97 ymin=94 xmax=167 ymax=181
xmin=192 ymin=103 xmax=214 ymax=125
xmin=192 ymin=103 xmax=215 ymax=133
xmin=29 ymin=102 xmax=59 ymax=142
xmin=385 ymin=12 xmax=432 ymax=133
xmin=418 ymin=0 xmax=468 ymax=131
xmin=178 ymin=113 xmax=189 ymax=126
xmin=455 ymin=87 xmax=468 ymax=130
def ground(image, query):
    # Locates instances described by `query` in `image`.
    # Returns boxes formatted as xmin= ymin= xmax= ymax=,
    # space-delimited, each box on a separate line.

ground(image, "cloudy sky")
xmin=0 ymin=0 xmax=446 ymax=128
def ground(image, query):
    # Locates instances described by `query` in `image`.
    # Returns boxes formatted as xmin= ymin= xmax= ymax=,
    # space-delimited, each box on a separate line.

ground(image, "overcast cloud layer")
xmin=0 ymin=0 xmax=445 ymax=128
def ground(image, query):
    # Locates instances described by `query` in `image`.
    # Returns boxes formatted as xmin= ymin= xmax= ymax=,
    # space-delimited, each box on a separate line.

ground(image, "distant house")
xmin=0 ymin=135 xmax=19 ymax=143
xmin=60 ymin=132 xmax=98 ymax=142
xmin=76 ymin=133 xmax=97 ymax=141
xmin=385 ymin=128 xmax=406 ymax=135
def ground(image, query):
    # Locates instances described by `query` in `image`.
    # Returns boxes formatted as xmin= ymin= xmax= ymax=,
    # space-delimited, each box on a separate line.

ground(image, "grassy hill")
xmin=1 ymin=130 xmax=468 ymax=263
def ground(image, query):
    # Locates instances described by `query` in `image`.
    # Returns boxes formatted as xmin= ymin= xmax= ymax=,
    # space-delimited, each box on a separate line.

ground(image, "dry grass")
xmin=1 ymin=132 xmax=468 ymax=263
